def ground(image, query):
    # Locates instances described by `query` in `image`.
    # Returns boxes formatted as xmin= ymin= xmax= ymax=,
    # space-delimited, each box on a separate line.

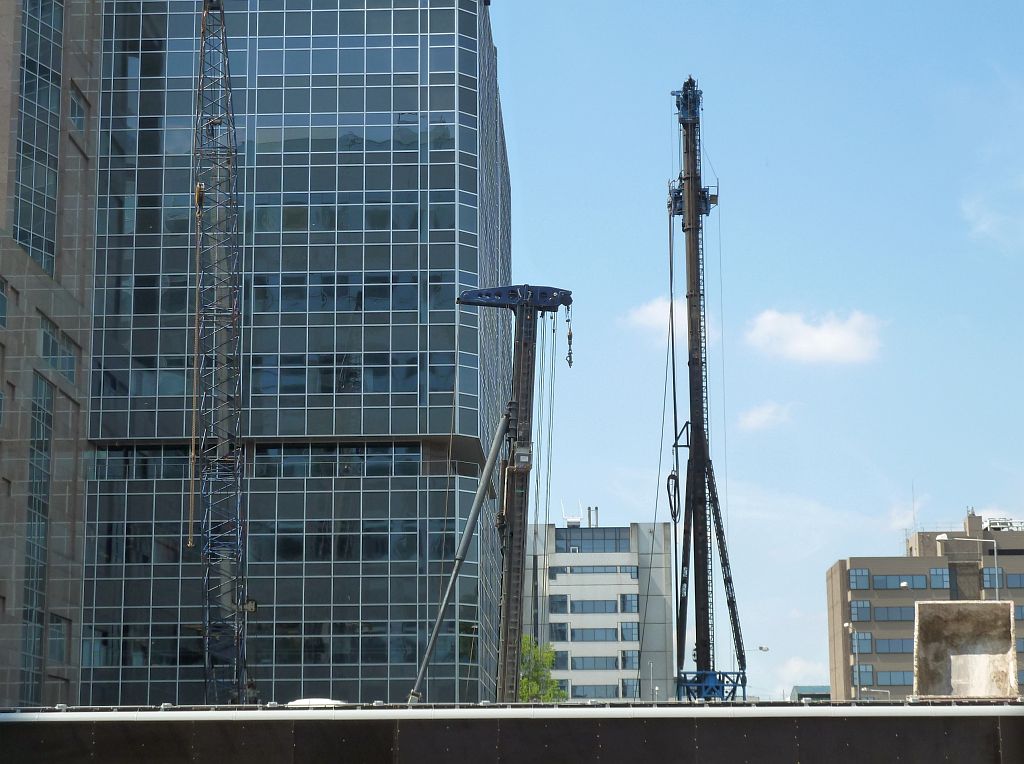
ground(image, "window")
xmin=930 ymin=567 xmax=950 ymax=589
xmin=621 ymin=678 xmax=640 ymax=699
xmin=549 ymin=623 xmax=568 ymax=642
xmin=850 ymin=600 xmax=871 ymax=622
xmin=1007 ymin=574 xmax=1024 ymax=588
xmin=1017 ymin=606 xmax=1024 ymax=621
xmin=877 ymin=670 xmax=913 ymax=686
xmin=571 ymin=656 xmax=618 ymax=670
xmin=620 ymin=594 xmax=639 ymax=614
xmin=549 ymin=594 xmax=568 ymax=614
xmin=547 ymin=566 xmax=567 ymax=580
xmin=570 ymin=599 xmax=617 ymax=614
xmin=571 ymin=684 xmax=619 ymax=699
xmin=849 ymin=568 xmax=869 ymax=590
xmin=620 ymin=565 xmax=639 ymax=579
xmin=554 ymin=527 xmax=630 ymax=553
xmin=0 ymin=277 xmax=7 ymax=327
xmin=620 ymin=622 xmax=639 ymax=642
xmin=872 ymin=574 xmax=927 ymax=590
xmin=69 ymin=88 xmax=87 ymax=134
xmin=620 ymin=650 xmax=639 ymax=670
xmin=854 ymin=663 xmax=874 ymax=687
xmin=48 ymin=614 xmax=70 ymax=664
xmin=851 ymin=631 xmax=872 ymax=654
xmin=553 ymin=650 xmax=568 ymax=670
xmin=982 ymin=567 xmax=1004 ymax=590
xmin=40 ymin=315 xmax=77 ymax=383
xmin=571 ymin=628 xmax=618 ymax=642
xmin=875 ymin=606 xmax=915 ymax=621
xmin=875 ymin=638 xmax=914 ymax=654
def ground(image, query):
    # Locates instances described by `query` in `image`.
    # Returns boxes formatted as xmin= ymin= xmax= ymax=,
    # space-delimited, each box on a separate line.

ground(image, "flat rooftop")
xmin=2 ymin=702 xmax=1023 ymax=763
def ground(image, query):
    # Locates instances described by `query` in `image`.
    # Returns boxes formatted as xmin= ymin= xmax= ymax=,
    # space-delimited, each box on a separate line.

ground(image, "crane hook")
xmin=667 ymin=469 xmax=681 ymax=523
xmin=564 ymin=305 xmax=573 ymax=368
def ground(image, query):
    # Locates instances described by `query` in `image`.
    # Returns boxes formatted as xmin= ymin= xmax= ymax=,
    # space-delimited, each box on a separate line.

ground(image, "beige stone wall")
xmin=827 ymin=517 xmax=1024 ymax=702
xmin=0 ymin=0 xmax=100 ymax=706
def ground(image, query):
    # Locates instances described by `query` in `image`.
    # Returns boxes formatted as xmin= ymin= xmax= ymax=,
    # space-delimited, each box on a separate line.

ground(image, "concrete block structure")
xmin=914 ymin=600 xmax=1017 ymax=698
xmin=524 ymin=516 xmax=674 ymax=701
xmin=827 ymin=510 xmax=1024 ymax=701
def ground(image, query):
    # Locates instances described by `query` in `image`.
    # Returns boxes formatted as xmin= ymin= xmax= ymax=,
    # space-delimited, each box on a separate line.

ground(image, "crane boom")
xmin=457 ymin=285 xmax=572 ymax=702
xmin=668 ymin=77 xmax=746 ymax=701
xmin=190 ymin=0 xmax=248 ymax=704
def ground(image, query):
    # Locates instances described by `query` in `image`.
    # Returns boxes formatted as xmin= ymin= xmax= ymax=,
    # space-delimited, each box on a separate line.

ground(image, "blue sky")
xmin=489 ymin=1 xmax=1024 ymax=697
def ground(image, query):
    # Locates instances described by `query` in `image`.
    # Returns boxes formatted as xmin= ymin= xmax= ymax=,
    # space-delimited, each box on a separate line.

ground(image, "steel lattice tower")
xmin=190 ymin=0 xmax=248 ymax=705
xmin=668 ymin=77 xmax=746 ymax=701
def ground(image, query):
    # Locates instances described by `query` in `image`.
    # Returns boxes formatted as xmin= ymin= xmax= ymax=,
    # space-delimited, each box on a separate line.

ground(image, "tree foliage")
xmin=518 ymin=635 xmax=568 ymax=702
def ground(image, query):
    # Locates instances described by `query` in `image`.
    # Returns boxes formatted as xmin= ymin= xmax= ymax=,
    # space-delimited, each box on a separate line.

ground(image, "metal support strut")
xmin=408 ymin=412 xmax=510 ymax=703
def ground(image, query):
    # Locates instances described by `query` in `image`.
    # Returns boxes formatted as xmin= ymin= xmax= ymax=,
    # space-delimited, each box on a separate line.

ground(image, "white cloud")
xmin=886 ymin=490 xmax=938 ymax=532
xmin=738 ymin=401 xmax=792 ymax=432
xmin=623 ymin=296 xmax=720 ymax=344
xmin=774 ymin=656 xmax=829 ymax=695
xmin=623 ymin=296 xmax=683 ymax=336
xmin=745 ymin=309 xmax=881 ymax=363
xmin=961 ymin=191 xmax=1024 ymax=253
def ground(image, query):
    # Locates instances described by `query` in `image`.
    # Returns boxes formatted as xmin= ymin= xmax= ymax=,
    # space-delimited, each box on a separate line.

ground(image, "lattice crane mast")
xmin=190 ymin=0 xmax=250 ymax=704
xmin=409 ymin=285 xmax=572 ymax=704
xmin=667 ymin=77 xmax=746 ymax=701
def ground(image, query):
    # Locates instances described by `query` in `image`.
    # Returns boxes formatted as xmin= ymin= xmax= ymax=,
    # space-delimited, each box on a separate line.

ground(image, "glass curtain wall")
xmin=84 ymin=0 xmax=510 ymax=705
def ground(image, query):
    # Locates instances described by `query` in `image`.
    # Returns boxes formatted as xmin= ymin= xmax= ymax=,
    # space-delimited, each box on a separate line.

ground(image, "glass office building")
xmin=82 ymin=0 xmax=511 ymax=704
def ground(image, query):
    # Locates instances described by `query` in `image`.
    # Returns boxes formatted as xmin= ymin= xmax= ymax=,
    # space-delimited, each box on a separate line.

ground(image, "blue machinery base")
xmin=677 ymin=670 xmax=747 ymax=702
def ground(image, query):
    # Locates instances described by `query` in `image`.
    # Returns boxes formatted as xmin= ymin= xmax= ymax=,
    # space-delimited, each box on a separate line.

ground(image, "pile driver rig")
xmin=667 ymin=77 xmax=747 ymax=701
xmin=410 ymin=285 xmax=573 ymax=704
xmin=190 ymin=0 xmax=250 ymax=704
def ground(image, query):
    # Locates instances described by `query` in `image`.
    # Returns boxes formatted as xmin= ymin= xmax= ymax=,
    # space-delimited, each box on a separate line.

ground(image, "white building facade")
xmin=524 ymin=518 xmax=674 ymax=701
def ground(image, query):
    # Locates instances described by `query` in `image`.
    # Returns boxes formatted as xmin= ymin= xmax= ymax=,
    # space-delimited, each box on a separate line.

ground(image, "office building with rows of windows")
xmin=524 ymin=518 xmax=674 ymax=702
xmin=80 ymin=0 xmax=511 ymax=705
xmin=827 ymin=511 xmax=1024 ymax=701
xmin=0 ymin=0 xmax=100 ymax=706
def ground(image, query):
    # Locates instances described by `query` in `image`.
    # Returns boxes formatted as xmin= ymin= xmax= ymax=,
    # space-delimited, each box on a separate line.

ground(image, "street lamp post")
xmin=937 ymin=534 xmax=1000 ymax=600
xmin=843 ymin=622 xmax=859 ymax=701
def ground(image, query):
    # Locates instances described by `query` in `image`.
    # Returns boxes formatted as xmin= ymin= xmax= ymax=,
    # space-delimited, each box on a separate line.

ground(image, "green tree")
xmin=518 ymin=635 xmax=568 ymax=702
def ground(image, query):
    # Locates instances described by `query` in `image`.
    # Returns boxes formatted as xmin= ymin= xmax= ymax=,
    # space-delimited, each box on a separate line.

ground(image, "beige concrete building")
xmin=0 ymin=0 xmax=100 ymax=705
xmin=827 ymin=511 xmax=1024 ymax=701
xmin=524 ymin=516 xmax=674 ymax=702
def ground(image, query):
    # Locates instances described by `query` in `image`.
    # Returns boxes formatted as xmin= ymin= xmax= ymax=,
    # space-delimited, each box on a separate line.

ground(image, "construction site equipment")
xmin=409 ymin=285 xmax=572 ymax=703
xmin=667 ymin=77 xmax=746 ymax=701
xmin=190 ymin=0 xmax=249 ymax=704
xmin=914 ymin=601 xmax=1018 ymax=698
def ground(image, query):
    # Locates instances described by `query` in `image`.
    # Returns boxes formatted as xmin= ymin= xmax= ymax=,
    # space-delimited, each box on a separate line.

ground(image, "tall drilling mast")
xmin=190 ymin=0 xmax=248 ymax=704
xmin=668 ymin=77 xmax=746 ymax=701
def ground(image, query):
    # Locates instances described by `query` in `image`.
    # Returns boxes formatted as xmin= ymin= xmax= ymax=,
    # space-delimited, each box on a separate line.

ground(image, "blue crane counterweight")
xmin=667 ymin=77 xmax=746 ymax=702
